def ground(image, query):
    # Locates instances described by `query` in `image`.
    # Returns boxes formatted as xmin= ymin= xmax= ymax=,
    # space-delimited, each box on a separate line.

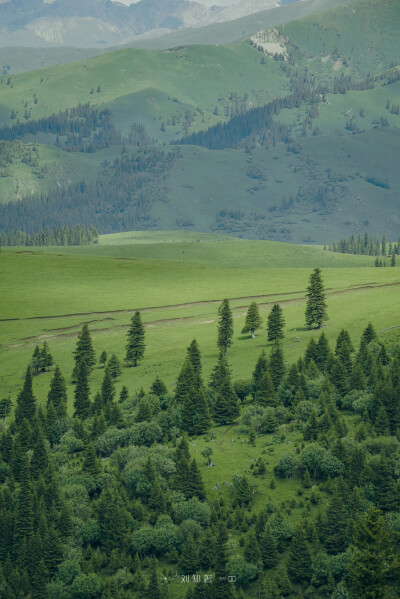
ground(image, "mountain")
xmin=0 ymin=0 xmax=305 ymax=48
xmin=0 ymin=0 xmax=399 ymax=242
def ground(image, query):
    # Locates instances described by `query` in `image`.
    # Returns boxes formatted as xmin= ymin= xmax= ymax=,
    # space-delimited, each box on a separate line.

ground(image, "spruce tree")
xmin=107 ymin=354 xmax=121 ymax=379
xmin=267 ymin=303 xmax=285 ymax=342
xmin=73 ymin=360 xmax=91 ymax=419
xmin=82 ymin=442 xmax=101 ymax=476
xmin=15 ymin=366 xmax=36 ymax=426
xmin=373 ymin=456 xmax=398 ymax=512
xmin=348 ymin=506 xmax=396 ymax=599
xmin=305 ymin=267 xmax=328 ymax=329
xmin=14 ymin=456 xmax=34 ymax=543
xmin=213 ymin=526 xmax=235 ymax=599
xmin=217 ymin=298 xmax=233 ymax=354
xmin=187 ymin=459 xmax=206 ymax=500
xmin=187 ymin=339 xmax=202 ymax=377
xmin=287 ymin=525 xmax=312 ymax=583
xmin=145 ymin=558 xmax=162 ymax=599
xmin=47 ymin=366 xmax=67 ymax=419
xmin=269 ymin=341 xmax=285 ymax=389
xmin=150 ymin=376 xmax=167 ymax=397
xmin=209 ymin=352 xmax=232 ymax=391
xmin=101 ymin=366 xmax=115 ymax=405
xmin=256 ymin=372 xmax=277 ymax=407
xmin=99 ymin=350 xmax=107 ymax=368
xmin=214 ymin=375 xmax=240 ymax=425
xmin=361 ymin=322 xmax=377 ymax=345
xmin=126 ymin=311 xmax=145 ymax=366
xmin=244 ymin=529 xmax=262 ymax=565
xmin=259 ymin=524 xmax=279 ymax=569
xmin=323 ymin=481 xmax=347 ymax=554
xmin=32 ymin=345 xmax=41 ymax=375
xmin=39 ymin=341 xmax=53 ymax=372
xmin=251 ymin=350 xmax=268 ymax=399
xmin=242 ymin=301 xmax=262 ymax=338
xmin=73 ymin=323 xmax=96 ymax=379
xmin=180 ymin=534 xmax=199 ymax=573
xmin=119 ymin=385 xmax=129 ymax=403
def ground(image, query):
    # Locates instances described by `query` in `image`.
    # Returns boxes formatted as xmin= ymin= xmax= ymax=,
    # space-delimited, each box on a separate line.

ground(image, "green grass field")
xmin=1 ymin=232 xmax=399 ymax=416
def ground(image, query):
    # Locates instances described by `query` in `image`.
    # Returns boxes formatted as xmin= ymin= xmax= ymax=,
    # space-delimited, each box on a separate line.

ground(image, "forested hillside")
xmin=0 ymin=0 xmax=399 ymax=241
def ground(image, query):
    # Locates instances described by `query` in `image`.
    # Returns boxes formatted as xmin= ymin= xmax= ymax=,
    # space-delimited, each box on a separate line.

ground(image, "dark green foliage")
xmin=373 ymin=456 xmax=398 ymax=512
xmin=15 ymin=366 xmax=36 ymax=426
xmin=180 ymin=534 xmax=199 ymax=573
xmin=82 ymin=442 xmax=101 ymax=476
xmin=305 ymin=267 xmax=328 ymax=329
xmin=209 ymin=352 xmax=232 ymax=391
xmin=119 ymin=385 xmax=129 ymax=403
xmin=99 ymin=350 xmax=107 ymax=367
xmin=242 ymin=301 xmax=262 ymax=338
xmin=47 ymin=366 xmax=67 ymax=419
xmin=126 ymin=311 xmax=145 ymax=366
xmin=323 ymin=481 xmax=348 ymax=554
xmin=259 ymin=524 xmax=279 ymax=569
xmin=233 ymin=379 xmax=251 ymax=403
xmin=214 ymin=375 xmax=239 ymax=425
xmin=267 ymin=303 xmax=285 ymax=342
xmin=361 ymin=322 xmax=377 ymax=345
xmin=244 ymin=529 xmax=262 ymax=564
xmin=256 ymin=371 xmax=277 ymax=407
xmin=217 ymin=298 xmax=233 ymax=354
xmin=107 ymin=353 xmax=121 ymax=379
xmin=150 ymin=376 xmax=167 ymax=397
xmin=73 ymin=323 xmax=96 ymax=378
xmin=213 ymin=526 xmax=235 ymax=599
xmin=187 ymin=338 xmax=202 ymax=377
xmin=101 ymin=366 xmax=115 ymax=405
xmin=252 ymin=350 xmax=268 ymax=398
xmin=73 ymin=360 xmax=91 ymax=419
xmin=39 ymin=341 xmax=53 ymax=372
xmin=187 ymin=459 xmax=206 ymax=500
xmin=269 ymin=341 xmax=285 ymax=389
xmin=348 ymin=506 xmax=397 ymax=599
xmin=287 ymin=525 xmax=312 ymax=583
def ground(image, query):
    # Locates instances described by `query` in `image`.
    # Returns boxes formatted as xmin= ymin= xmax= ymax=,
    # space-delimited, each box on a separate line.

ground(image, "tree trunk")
xmin=251 ymin=329 xmax=255 ymax=339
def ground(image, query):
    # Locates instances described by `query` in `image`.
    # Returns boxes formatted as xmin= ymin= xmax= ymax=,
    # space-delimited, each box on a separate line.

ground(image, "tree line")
xmin=327 ymin=231 xmax=400 ymax=259
xmin=0 ymin=224 xmax=99 ymax=247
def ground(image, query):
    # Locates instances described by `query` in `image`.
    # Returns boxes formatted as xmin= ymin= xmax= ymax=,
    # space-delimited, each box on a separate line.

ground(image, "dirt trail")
xmin=4 ymin=281 xmax=400 ymax=350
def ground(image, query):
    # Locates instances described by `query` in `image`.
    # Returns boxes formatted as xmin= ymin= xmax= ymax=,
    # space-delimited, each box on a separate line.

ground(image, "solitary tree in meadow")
xmin=242 ymin=301 xmax=262 ymax=338
xmin=126 ymin=311 xmax=145 ymax=367
xmin=305 ymin=267 xmax=328 ymax=329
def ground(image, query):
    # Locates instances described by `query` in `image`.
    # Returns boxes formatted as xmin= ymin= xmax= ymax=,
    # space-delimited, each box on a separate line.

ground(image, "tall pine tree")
xmin=126 ymin=311 xmax=145 ymax=366
xmin=305 ymin=267 xmax=328 ymax=329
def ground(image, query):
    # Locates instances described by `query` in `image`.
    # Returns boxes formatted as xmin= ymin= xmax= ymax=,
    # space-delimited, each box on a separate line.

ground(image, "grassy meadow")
xmin=1 ymin=231 xmax=399 ymax=412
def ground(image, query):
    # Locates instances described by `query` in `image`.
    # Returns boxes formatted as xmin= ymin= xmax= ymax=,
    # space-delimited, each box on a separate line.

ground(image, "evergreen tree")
xmin=101 ymin=366 xmax=115 ymax=405
xmin=323 ymin=481 xmax=347 ymax=554
xmin=256 ymin=372 xmax=277 ymax=407
xmin=82 ymin=442 xmax=101 ymax=475
xmin=107 ymin=354 xmax=121 ymax=379
xmin=126 ymin=311 xmax=145 ymax=366
xmin=73 ymin=360 xmax=91 ymax=419
xmin=73 ymin=323 xmax=96 ymax=379
xmin=135 ymin=398 xmax=152 ymax=422
xmin=315 ymin=331 xmax=330 ymax=369
xmin=32 ymin=345 xmax=41 ymax=375
xmin=361 ymin=323 xmax=377 ymax=345
xmin=373 ymin=456 xmax=398 ymax=512
xmin=348 ymin=506 xmax=397 ymax=599
xmin=180 ymin=534 xmax=199 ymax=573
xmin=259 ymin=524 xmax=279 ymax=569
xmin=119 ymin=385 xmax=129 ymax=403
xmin=187 ymin=339 xmax=202 ymax=377
xmin=244 ymin=529 xmax=262 ymax=565
xmin=305 ymin=267 xmax=328 ymax=329
xmin=31 ymin=425 xmax=48 ymax=478
xmin=187 ymin=459 xmax=206 ymax=500
xmin=287 ymin=525 xmax=312 ymax=583
xmin=252 ymin=350 xmax=268 ymax=398
xmin=242 ymin=301 xmax=262 ymax=338
xmin=14 ymin=456 xmax=34 ymax=542
xmin=269 ymin=341 xmax=285 ymax=389
xmin=39 ymin=341 xmax=53 ymax=372
xmin=213 ymin=526 xmax=235 ymax=599
xmin=217 ymin=298 xmax=233 ymax=355
xmin=99 ymin=350 xmax=107 ymax=367
xmin=267 ymin=303 xmax=285 ymax=342
xmin=209 ymin=352 xmax=232 ymax=391
xmin=47 ymin=366 xmax=67 ymax=419
xmin=214 ymin=375 xmax=240 ymax=425
xmin=15 ymin=366 xmax=36 ymax=426
xmin=150 ymin=376 xmax=168 ymax=397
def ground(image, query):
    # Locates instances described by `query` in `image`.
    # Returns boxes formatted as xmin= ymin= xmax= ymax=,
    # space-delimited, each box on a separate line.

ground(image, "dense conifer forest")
xmin=1 ymin=286 xmax=400 ymax=599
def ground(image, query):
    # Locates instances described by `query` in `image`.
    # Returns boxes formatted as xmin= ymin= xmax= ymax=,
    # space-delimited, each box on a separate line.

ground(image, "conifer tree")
xmin=119 ymin=385 xmax=129 ymax=403
xmin=181 ymin=364 xmax=211 ymax=435
xmin=135 ymin=398 xmax=152 ymax=422
xmin=269 ymin=341 xmax=285 ymax=389
xmin=244 ymin=528 xmax=262 ymax=565
xmin=348 ymin=506 xmax=396 ymax=599
xmin=187 ymin=459 xmax=206 ymax=500
xmin=180 ymin=534 xmax=199 ymax=573
xmin=73 ymin=360 xmax=91 ymax=419
xmin=150 ymin=376 xmax=167 ymax=397
xmin=256 ymin=372 xmax=277 ymax=407
xmin=98 ymin=485 xmax=128 ymax=554
xmin=361 ymin=322 xmax=377 ymax=345
xmin=315 ymin=332 xmax=330 ymax=370
xmin=107 ymin=353 xmax=121 ymax=379
xmin=14 ymin=456 xmax=34 ymax=543
xmin=31 ymin=425 xmax=48 ymax=478
xmin=287 ymin=525 xmax=312 ymax=583
xmin=82 ymin=442 xmax=101 ymax=476
xmin=15 ymin=366 xmax=36 ymax=426
xmin=305 ymin=267 xmax=328 ymax=329
xmin=214 ymin=375 xmax=240 ymax=425
xmin=126 ymin=311 xmax=145 ymax=367
xmin=323 ymin=481 xmax=347 ymax=554
xmin=259 ymin=524 xmax=279 ymax=569
xmin=242 ymin=301 xmax=262 ymax=338
xmin=209 ymin=352 xmax=232 ymax=391
xmin=39 ymin=341 xmax=53 ymax=372
xmin=32 ymin=345 xmax=41 ymax=375
xmin=252 ymin=350 xmax=269 ymax=398
xmin=187 ymin=339 xmax=202 ymax=377
xmin=267 ymin=303 xmax=285 ymax=342
xmin=99 ymin=350 xmax=107 ymax=368
xmin=214 ymin=526 xmax=235 ymax=599
xmin=47 ymin=366 xmax=67 ymax=419
xmin=217 ymin=298 xmax=233 ymax=354
xmin=101 ymin=366 xmax=115 ymax=405
xmin=373 ymin=456 xmax=398 ymax=512
xmin=145 ymin=559 xmax=162 ymax=599
xmin=73 ymin=323 xmax=96 ymax=379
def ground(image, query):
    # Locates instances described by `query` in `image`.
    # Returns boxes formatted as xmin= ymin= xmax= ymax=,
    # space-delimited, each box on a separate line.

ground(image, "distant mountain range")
xmin=0 ymin=0 xmax=302 ymax=48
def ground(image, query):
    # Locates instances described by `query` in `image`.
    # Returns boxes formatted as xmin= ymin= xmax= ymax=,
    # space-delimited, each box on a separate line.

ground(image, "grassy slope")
xmin=1 ymin=233 xmax=399 ymax=412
